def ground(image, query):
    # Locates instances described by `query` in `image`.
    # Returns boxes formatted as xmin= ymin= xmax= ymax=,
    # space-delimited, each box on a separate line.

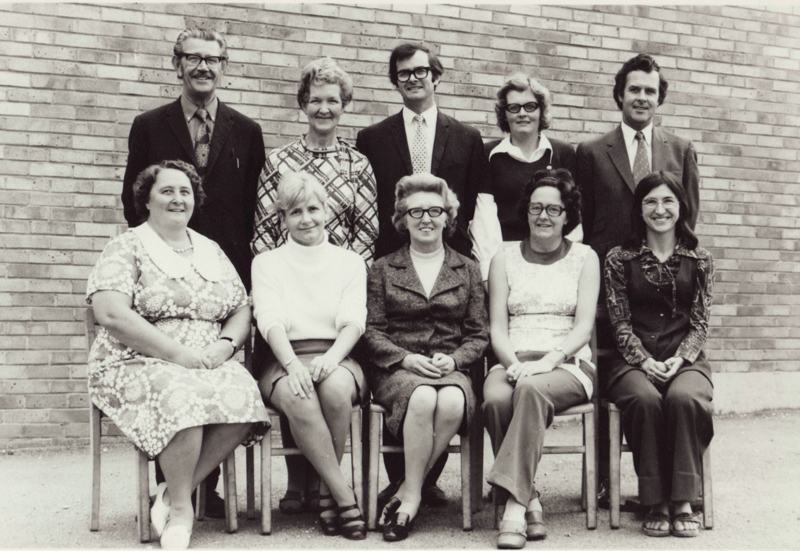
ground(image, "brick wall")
xmin=1 ymin=3 xmax=799 ymax=450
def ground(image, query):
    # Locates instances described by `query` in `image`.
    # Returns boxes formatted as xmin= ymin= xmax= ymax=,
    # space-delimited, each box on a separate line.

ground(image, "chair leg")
xmin=367 ymin=410 xmax=381 ymax=531
xmin=469 ymin=418 xmax=483 ymax=513
xmin=223 ymin=453 xmax=238 ymax=533
xmin=584 ymin=410 xmax=597 ymax=530
xmin=460 ymin=433 xmax=472 ymax=531
xmin=246 ymin=446 xmax=256 ymax=520
xmin=195 ymin=482 xmax=206 ymax=520
xmin=137 ymin=451 xmax=151 ymax=543
xmin=702 ymin=446 xmax=713 ymax=529
xmin=260 ymin=426 xmax=272 ymax=535
xmin=89 ymin=404 xmax=101 ymax=532
xmin=350 ymin=408 xmax=364 ymax=512
xmin=608 ymin=406 xmax=622 ymax=529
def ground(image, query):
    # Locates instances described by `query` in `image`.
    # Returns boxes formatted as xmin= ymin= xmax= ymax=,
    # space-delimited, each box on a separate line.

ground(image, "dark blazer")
xmin=121 ymin=98 xmax=266 ymax=288
xmin=363 ymin=245 xmax=488 ymax=371
xmin=575 ymin=126 xmax=699 ymax=263
xmin=356 ymin=111 xmax=490 ymax=259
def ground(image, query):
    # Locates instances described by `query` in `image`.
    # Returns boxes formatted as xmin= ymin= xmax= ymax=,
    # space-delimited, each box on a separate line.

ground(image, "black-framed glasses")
xmin=528 ymin=203 xmax=565 ymax=217
xmin=180 ymin=54 xmax=227 ymax=67
xmin=505 ymin=102 xmax=540 ymax=114
xmin=405 ymin=206 xmax=445 ymax=219
xmin=397 ymin=66 xmax=431 ymax=82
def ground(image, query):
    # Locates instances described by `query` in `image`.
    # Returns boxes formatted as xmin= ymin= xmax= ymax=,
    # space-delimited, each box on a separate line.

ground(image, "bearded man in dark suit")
xmin=120 ymin=27 xmax=265 ymax=516
xmin=356 ymin=42 xmax=490 ymax=508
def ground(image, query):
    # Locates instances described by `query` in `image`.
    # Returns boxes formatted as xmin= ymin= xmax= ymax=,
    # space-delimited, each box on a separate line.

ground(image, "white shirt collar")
xmin=133 ymin=222 xmax=225 ymax=281
xmin=620 ymin=121 xmax=653 ymax=148
xmin=402 ymin=104 xmax=437 ymax=128
xmin=488 ymin=133 xmax=553 ymax=164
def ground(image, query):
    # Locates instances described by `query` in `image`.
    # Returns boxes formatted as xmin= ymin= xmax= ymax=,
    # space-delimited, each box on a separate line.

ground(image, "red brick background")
xmin=1 ymin=3 xmax=799 ymax=449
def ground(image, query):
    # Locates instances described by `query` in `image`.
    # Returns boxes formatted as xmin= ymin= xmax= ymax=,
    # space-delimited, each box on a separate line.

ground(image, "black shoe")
xmin=597 ymin=478 xmax=642 ymax=514
xmin=377 ymin=480 xmax=401 ymax=511
xmin=203 ymin=490 xmax=226 ymax=519
xmin=383 ymin=511 xmax=413 ymax=542
xmin=597 ymin=478 xmax=610 ymax=510
xmin=421 ymin=484 xmax=447 ymax=507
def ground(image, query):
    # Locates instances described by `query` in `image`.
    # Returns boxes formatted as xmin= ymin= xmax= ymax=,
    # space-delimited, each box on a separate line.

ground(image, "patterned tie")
xmin=194 ymin=108 xmax=211 ymax=171
xmin=632 ymin=131 xmax=651 ymax=186
xmin=411 ymin=114 xmax=428 ymax=174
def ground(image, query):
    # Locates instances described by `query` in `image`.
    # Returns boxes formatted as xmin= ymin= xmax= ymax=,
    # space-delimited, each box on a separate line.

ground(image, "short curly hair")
xmin=132 ymin=160 xmax=205 ymax=225
xmin=392 ymin=173 xmax=460 ymax=239
xmin=613 ymin=53 xmax=668 ymax=110
xmin=296 ymin=57 xmax=354 ymax=109
xmin=516 ymin=168 xmax=581 ymax=237
xmin=494 ymin=73 xmax=552 ymax=134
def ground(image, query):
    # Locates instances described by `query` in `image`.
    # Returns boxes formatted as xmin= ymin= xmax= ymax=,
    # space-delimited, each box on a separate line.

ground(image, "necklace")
xmin=172 ymin=243 xmax=194 ymax=253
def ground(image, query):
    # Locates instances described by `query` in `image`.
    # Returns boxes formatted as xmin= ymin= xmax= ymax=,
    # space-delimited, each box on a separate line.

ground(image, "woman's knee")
xmin=406 ymin=386 xmax=437 ymax=419
xmin=483 ymin=372 xmax=513 ymax=410
xmin=436 ymin=387 xmax=465 ymax=422
xmin=317 ymin=368 xmax=356 ymax=409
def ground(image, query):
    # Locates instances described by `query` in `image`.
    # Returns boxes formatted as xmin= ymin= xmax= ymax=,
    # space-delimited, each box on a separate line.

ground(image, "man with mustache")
xmin=575 ymin=53 xmax=700 ymax=508
xmin=356 ymin=42 xmax=490 ymax=509
xmin=120 ymin=27 xmax=266 ymax=517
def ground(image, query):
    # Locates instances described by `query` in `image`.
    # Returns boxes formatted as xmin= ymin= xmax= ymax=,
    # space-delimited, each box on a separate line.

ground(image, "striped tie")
xmin=632 ymin=131 xmax=650 ymax=186
xmin=194 ymin=108 xmax=211 ymax=172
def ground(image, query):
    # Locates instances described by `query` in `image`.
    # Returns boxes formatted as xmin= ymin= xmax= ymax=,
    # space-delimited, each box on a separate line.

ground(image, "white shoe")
xmin=150 ymin=482 xmax=169 ymax=537
xmin=160 ymin=522 xmax=191 ymax=549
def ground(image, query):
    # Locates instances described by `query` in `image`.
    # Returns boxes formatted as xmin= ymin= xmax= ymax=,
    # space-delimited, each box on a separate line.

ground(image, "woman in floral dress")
xmin=86 ymin=160 xmax=269 ymax=549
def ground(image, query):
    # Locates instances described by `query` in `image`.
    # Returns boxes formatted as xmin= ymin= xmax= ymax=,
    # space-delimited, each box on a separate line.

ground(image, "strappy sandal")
xmin=670 ymin=512 xmax=701 ymax=537
xmin=378 ymin=496 xmax=401 ymax=528
xmin=337 ymin=503 xmax=367 ymax=540
xmin=318 ymin=494 xmax=339 ymax=536
xmin=642 ymin=511 xmax=671 ymax=537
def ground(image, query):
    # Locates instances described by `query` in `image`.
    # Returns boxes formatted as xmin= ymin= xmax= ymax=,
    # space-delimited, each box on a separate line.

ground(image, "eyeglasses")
xmin=405 ymin=206 xmax=445 ymax=219
xmin=528 ymin=203 xmax=565 ymax=217
xmin=180 ymin=54 xmax=227 ymax=67
xmin=505 ymin=102 xmax=540 ymax=114
xmin=642 ymin=197 xmax=678 ymax=210
xmin=397 ymin=66 xmax=432 ymax=82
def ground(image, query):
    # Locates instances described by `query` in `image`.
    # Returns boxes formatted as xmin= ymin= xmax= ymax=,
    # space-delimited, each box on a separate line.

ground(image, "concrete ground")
xmin=2 ymin=410 xmax=798 ymax=549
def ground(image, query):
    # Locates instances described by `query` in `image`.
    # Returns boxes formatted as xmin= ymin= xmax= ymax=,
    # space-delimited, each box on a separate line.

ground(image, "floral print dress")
xmin=86 ymin=225 xmax=269 ymax=458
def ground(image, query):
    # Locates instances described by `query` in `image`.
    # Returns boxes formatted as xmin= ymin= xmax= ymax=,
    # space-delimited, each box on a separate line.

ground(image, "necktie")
xmin=632 ymin=131 xmax=650 ymax=186
xmin=411 ymin=114 xmax=428 ymax=174
xmin=194 ymin=108 xmax=211 ymax=171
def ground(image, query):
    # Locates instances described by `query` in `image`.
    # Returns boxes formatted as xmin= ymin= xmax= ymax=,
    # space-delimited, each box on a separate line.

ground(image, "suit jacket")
xmin=356 ymin=110 xmax=490 ymax=259
xmin=121 ymin=98 xmax=266 ymax=288
xmin=575 ymin=125 xmax=699 ymax=263
xmin=362 ymin=245 xmax=488 ymax=371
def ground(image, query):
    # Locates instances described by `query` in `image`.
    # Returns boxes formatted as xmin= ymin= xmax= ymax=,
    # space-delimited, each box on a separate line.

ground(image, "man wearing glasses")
xmin=357 ymin=42 xmax=490 ymax=260
xmin=120 ymin=27 xmax=265 ymax=518
xmin=356 ymin=42 xmax=490 ymax=510
xmin=574 ymin=53 xmax=700 ymax=508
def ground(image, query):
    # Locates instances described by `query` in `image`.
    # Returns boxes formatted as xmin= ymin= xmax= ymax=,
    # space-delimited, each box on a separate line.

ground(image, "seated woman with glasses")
xmin=362 ymin=174 xmax=488 ymax=542
xmin=604 ymin=171 xmax=714 ymax=539
xmin=483 ymin=169 xmax=599 ymax=549
xmin=471 ymin=73 xmax=578 ymax=283
xmin=251 ymin=171 xmax=368 ymax=540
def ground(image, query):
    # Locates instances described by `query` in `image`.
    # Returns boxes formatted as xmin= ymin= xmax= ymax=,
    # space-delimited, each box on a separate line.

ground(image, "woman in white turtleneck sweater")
xmin=363 ymin=174 xmax=489 ymax=542
xmin=251 ymin=172 xmax=367 ymax=540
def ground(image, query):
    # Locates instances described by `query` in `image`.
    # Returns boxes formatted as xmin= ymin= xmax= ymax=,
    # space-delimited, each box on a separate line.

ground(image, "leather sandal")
xmin=318 ymin=494 xmax=339 ymax=536
xmin=670 ymin=512 xmax=701 ymax=537
xmin=496 ymin=519 xmax=526 ymax=549
xmin=337 ymin=503 xmax=366 ymax=540
xmin=525 ymin=509 xmax=546 ymax=541
xmin=378 ymin=496 xmax=401 ymax=528
xmin=642 ymin=511 xmax=671 ymax=537
xmin=383 ymin=511 xmax=413 ymax=542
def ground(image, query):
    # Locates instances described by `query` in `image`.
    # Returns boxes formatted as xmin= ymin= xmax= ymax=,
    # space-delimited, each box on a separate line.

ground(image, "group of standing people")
xmin=85 ymin=26 xmax=715 ymax=550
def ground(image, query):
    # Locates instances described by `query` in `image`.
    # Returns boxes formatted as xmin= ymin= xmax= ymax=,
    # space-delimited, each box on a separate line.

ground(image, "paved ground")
xmin=2 ymin=410 xmax=799 ymax=549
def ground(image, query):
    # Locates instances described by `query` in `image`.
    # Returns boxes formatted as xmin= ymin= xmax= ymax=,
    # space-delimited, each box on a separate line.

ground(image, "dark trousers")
xmin=607 ymin=369 xmax=713 ymax=506
xmin=482 ymin=367 xmax=586 ymax=505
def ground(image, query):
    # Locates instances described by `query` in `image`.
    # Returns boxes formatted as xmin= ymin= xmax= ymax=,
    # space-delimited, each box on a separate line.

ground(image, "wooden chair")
xmin=86 ymin=308 xmax=237 ymax=541
xmin=365 ymin=361 xmax=485 ymax=532
xmin=259 ymin=404 xmax=364 ymax=534
xmin=605 ymin=400 xmax=713 ymax=529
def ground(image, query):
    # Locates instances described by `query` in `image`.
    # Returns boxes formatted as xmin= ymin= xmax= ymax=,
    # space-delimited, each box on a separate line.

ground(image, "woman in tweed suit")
xmin=363 ymin=174 xmax=489 ymax=542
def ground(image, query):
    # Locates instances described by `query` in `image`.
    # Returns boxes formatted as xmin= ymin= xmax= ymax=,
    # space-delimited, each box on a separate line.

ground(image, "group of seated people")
xmin=87 ymin=157 xmax=713 ymax=550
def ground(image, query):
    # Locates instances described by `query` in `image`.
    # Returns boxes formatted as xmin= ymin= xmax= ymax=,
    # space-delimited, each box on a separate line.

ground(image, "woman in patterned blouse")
xmin=251 ymin=57 xmax=378 ymax=514
xmin=603 ymin=171 xmax=714 ymax=539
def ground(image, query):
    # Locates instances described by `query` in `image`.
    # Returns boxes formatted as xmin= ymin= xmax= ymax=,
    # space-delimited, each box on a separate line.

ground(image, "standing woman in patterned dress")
xmin=86 ymin=160 xmax=269 ymax=549
xmin=251 ymin=57 xmax=378 ymax=514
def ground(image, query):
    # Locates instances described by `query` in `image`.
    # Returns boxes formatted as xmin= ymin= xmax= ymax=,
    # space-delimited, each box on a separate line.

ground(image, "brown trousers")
xmin=607 ymin=369 xmax=713 ymax=506
xmin=482 ymin=367 xmax=587 ymax=505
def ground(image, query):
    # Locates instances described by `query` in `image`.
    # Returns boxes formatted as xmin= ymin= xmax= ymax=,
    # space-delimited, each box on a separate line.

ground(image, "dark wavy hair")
xmin=132 ymin=160 xmax=205 ymax=225
xmin=388 ymin=42 xmax=444 ymax=87
xmin=516 ymin=168 xmax=581 ymax=237
xmin=613 ymin=53 xmax=668 ymax=110
xmin=626 ymin=170 xmax=698 ymax=250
